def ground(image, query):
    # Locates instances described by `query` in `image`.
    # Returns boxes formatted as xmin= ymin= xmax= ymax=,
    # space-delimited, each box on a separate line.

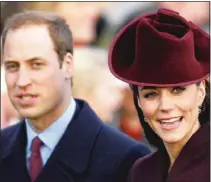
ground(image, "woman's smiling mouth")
xmin=158 ymin=116 xmax=183 ymax=130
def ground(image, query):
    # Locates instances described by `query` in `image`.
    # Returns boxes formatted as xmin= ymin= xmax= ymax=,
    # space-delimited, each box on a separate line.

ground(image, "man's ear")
xmin=61 ymin=52 xmax=73 ymax=79
xmin=198 ymin=80 xmax=206 ymax=106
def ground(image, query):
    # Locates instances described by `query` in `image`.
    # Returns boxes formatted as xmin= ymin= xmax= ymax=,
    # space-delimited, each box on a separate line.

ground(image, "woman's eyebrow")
xmin=140 ymin=86 xmax=157 ymax=91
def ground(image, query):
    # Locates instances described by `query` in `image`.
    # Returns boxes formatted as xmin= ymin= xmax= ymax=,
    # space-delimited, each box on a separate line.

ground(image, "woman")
xmin=108 ymin=8 xmax=210 ymax=182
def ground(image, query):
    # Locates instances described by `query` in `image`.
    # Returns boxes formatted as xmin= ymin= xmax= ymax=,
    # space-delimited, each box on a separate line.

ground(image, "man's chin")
xmin=17 ymin=109 xmax=41 ymax=120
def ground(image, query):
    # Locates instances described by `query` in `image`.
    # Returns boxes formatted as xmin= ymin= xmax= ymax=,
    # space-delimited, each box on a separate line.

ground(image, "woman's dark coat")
xmin=129 ymin=122 xmax=210 ymax=182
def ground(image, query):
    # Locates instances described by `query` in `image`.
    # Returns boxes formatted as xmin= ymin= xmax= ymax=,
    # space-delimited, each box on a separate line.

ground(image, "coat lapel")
xmin=37 ymin=100 xmax=103 ymax=182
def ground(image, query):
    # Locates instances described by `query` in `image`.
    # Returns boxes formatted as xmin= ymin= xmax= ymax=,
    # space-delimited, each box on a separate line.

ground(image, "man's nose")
xmin=16 ymin=70 xmax=31 ymax=88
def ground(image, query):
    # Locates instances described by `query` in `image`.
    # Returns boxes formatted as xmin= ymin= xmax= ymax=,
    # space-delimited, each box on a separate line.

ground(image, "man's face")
xmin=3 ymin=25 xmax=71 ymax=120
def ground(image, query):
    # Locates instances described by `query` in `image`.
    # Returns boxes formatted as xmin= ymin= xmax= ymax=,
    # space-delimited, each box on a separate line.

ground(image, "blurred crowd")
xmin=1 ymin=2 xmax=210 ymax=143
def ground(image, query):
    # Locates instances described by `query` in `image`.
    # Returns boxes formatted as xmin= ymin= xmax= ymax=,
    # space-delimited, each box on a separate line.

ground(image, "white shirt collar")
xmin=26 ymin=97 xmax=76 ymax=152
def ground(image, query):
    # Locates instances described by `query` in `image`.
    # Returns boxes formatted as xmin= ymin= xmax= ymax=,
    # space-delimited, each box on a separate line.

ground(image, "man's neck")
xmin=28 ymin=94 xmax=72 ymax=133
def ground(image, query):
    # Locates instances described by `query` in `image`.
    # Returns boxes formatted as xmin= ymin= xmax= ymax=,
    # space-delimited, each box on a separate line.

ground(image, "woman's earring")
xmin=144 ymin=117 xmax=148 ymax=123
xmin=198 ymin=106 xmax=202 ymax=114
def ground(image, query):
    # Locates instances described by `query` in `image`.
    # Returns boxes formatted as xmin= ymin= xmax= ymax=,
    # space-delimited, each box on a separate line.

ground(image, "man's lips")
xmin=15 ymin=93 xmax=38 ymax=98
xmin=14 ymin=94 xmax=39 ymax=106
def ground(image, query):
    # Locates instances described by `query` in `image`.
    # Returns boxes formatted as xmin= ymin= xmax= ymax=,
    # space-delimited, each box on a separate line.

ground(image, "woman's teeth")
xmin=160 ymin=117 xmax=181 ymax=123
xmin=159 ymin=117 xmax=183 ymax=130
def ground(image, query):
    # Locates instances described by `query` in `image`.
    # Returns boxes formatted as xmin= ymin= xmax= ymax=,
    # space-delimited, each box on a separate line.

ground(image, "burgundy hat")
xmin=108 ymin=8 xmax=210 ymax=87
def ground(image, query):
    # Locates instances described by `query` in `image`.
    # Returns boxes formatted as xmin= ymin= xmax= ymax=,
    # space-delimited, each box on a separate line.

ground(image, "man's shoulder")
xmin=1 ymin=122 xmax=20 ymax=137
xmin=75 ymin=99 xmax=150 ymax=155
xmin=97 ymin=123 xmax=150 ymax=155
xmin=92 ymin=124 xmax=151 ymax=182
xmin=0 ymin=121 xmax=23 ymax=143
xmin=100 ymin=124 xmax=136 ymax=144
xmin=0 ymin=121 xmax=24 ymax=160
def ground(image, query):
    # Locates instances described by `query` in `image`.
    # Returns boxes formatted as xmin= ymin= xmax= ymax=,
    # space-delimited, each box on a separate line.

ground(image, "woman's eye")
xmin=144 ymin=92 xmax=158 ymax=99
xmin=172 ymin=87 xmax=185 ymax=94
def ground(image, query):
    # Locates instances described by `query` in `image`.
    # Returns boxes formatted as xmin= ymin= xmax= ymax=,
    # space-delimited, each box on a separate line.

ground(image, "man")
xmin=0 ymin=11 xmax=150 ymax=182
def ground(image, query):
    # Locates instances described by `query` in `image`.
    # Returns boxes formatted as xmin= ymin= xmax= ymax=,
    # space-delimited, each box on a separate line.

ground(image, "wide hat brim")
xmin=108 ymin=8 xmax=210 ymax=87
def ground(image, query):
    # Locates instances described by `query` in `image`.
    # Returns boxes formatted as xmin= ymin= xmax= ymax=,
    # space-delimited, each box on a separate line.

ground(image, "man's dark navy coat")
xmin=0 ymin=99 xmax=150 ymax=182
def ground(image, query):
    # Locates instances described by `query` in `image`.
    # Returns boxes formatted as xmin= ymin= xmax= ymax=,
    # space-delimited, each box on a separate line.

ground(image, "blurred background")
xmin=1 ymin=2 xmax=210 ymax=146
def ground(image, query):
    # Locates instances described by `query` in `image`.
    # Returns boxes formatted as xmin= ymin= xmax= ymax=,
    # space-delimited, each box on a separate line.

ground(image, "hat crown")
xmin=108 ymin=8 xmax=210 ymax=87
xmin=135 ymin=9 xmax=195 ymax=67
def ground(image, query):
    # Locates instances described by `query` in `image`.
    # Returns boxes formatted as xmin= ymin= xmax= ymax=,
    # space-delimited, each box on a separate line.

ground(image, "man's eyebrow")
xmin=4 ymin=57 xmax=45 ymax=64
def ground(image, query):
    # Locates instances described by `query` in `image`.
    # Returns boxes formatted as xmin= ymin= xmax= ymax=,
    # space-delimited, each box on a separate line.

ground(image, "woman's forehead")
xmin=138 ymin=86 xmax=161 ymax=91
xmin=138 ymin=83 xmax=199 ymax=91
xmin=138 ymin=86 xmax=185 ymax=91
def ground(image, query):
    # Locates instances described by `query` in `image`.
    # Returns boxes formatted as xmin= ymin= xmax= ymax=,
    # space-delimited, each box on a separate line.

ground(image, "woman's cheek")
xmin=176 ymin=97 xmax=197 ymax=113
xmin=141 ymin=102 xmax=158 ymax=119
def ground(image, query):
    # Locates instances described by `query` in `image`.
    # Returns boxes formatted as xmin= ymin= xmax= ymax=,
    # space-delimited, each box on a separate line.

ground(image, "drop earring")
xmin=144 ymin=117 xmax=148 ymax=123
xmin=198 ymin=106 xmax=202 ymax=114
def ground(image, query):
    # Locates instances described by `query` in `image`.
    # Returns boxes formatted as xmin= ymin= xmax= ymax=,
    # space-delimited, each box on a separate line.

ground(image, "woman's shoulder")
xmin=128 ymin=151 xmax=162 ymax=182
xmin=128 ymin=150 xmax=160 ymax=182
xmin=132 ymin=150 xmax=158 ymax=170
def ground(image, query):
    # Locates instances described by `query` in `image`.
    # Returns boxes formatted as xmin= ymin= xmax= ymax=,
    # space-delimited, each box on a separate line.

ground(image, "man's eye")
xmin=172 ymin=87 xmax=185 ymax=94
xmin=144 ymin=92 xmax=158 ymax=99
xmin=5 ymin=64 xmax=18 ymax=71
xmin=32 ymin=62 xmax=43 ymax=68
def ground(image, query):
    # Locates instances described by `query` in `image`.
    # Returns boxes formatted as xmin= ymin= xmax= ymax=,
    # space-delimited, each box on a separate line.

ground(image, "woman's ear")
xmin=198 ymin=80 xmax=206 ymax=106
xmin=137 ymin=97 xmax=142 ymax=108
xmin=137 ymin=87 xmax=142 ymax=109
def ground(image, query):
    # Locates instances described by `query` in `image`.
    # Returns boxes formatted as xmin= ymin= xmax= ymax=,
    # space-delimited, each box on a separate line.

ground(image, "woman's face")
xmin=138 ymin=82 xmax=206 ymax=145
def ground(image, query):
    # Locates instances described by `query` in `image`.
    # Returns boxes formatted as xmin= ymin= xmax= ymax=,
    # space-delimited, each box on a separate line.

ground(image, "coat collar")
xmin=48 ymin=99 xmax=103 ymax=173
xmin=0 ymin=99 xmax=103 ymax=174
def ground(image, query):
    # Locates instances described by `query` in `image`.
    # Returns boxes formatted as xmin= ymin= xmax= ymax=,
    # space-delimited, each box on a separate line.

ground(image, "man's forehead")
xmin=4 ymin=25 xmax=53 ymax=49
xmin=2 ymin=25 xmax=55 ymax=62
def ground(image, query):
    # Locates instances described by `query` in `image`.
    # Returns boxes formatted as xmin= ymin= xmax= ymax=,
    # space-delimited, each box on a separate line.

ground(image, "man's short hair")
xmin=1 ymin=10 xmax=73 ymax=66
